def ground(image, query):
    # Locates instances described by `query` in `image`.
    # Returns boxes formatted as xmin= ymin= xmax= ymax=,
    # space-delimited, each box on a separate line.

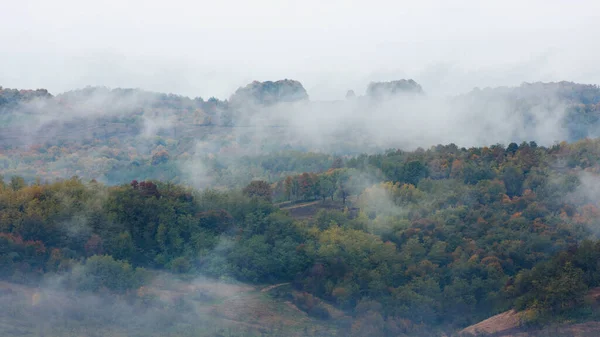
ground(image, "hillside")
xmin=2 ymin=81 xmax=600 ymax=187
xmin=460 ymin=291 xmax=600 ymax=337
xmin=0 ymin=136 xmax=600 ymax=335
xmin=458 ymin=81 xmax=600 ymax=142
xmin=0 ymin=277 xmax=338 ymax=337
xmin=3 ymin=81 xmax=600 ymax=336
xmin=461 ymin=313 xmax=600 ymax=337
xmin=5 ymin=0 xmax=600 ymax=335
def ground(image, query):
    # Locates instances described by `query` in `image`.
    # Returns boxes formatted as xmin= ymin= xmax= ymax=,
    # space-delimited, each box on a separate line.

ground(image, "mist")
xmin=213 ymin=83 xmax=573 ymax=155
xmin=0 ymin=271 xmax=278 ymax=337
xmin=3 ymin=2 xmax=600 ymax=336
xmin=1 ymin=77 xmax=596 ymax=189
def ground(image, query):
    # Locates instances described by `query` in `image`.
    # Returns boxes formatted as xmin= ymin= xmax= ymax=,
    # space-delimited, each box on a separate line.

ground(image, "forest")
xmin=2 ymin=134 xmax=600 ymax=336
xmin=2 ymin=80 xmax=600 ymax=336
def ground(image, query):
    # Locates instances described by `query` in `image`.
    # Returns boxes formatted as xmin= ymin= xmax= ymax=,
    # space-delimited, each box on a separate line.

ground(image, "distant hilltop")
xmin=4 ymin=80 xmax=600 ymax=104
xmin=0 ymin=87 xmax=52 ymax=110
xmin=0 ymin=78 xmax=430 ymax=105
xmin=366 ymin=79 xmax=424 ymax=98
xmin=229 ymin=79 xmax=309 ymax=106
xmin=464 ymin=81 xmax=600 ymax=105
xmin=228 ymin=78 xmax=426 ymax=105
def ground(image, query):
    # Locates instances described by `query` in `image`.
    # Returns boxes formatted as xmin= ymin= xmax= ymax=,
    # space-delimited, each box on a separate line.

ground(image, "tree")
xmin=10 ymin=176 xmax=25 ymax=191
xmin=450 ymin=160 xmax=464 ymax=179
xmin=332 ymin=157 xmax=344 ymax=169
xmin=544 ymin=262 xmax=587 ymax=312
xmin=108 ymin=232 xmax=135 ymax=261
xmin=336 ymin=172 xmax=351 ymax=204
xmin=403 ymin=161 xmax=428 ymax=186
xmin=71 ymin=255 xmax=146 ymax=293
xmin=507 ymin=142 xmax=519 ymax=155
xmin=137 ymin=181 xmax=160 ymax=198
xmin=84 ymin=234 xmax=104 ymax=256
xmin=502 ymin=164 xmax=524 ymax=197
xmin=243 ymin=180 xmax=273 ymax=202
xmin=151 ymin=149 xmax=170 ymax=165
xmin=297 ymin=173 xmax=314 ymax=200
xmin=318 ymin=175 xmax=335 ymax=201
xmin=284 ymin=176 xmax=293 ymax=201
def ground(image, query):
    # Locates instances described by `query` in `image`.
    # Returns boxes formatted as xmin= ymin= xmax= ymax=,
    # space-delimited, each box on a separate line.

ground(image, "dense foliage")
xmin=2 ymin=137 xmax=600 ymax=335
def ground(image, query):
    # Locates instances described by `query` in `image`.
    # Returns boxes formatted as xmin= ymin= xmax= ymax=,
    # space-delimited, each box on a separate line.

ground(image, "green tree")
xmin=506 ymin=142 xmax=519 ymax=155
xmin=70 ymin=255 xmax=147 ymax=293
xmin=502 ymin=164 xmax=524 ymax=197
xmin=9 ymin=176 xmax=25 ymax=191
xmin=284 ymin=176 xmax=293 ymax=201
xmin=403 ymin=160 xmax=428 ymax=186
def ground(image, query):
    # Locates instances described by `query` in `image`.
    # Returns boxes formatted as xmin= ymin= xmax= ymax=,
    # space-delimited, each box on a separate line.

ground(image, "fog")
xmin=4 ymin=3 xmax=600 ymax=336
xmin=0 ymin=79 xmax=590 ymax=189
xmin=2 ymin=0 xmax=600 ymax=99
xmin=0 ymin=272 xmax=274 ymax=337
xmin=215 ymin=83 xmax=572 ymax=155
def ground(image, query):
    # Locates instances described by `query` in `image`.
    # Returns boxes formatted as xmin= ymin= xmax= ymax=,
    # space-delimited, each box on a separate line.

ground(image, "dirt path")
xmin=261 ymin=283 xmax=290 ymax=293
xmin=279 ymin=201 xmax=320 ymax=210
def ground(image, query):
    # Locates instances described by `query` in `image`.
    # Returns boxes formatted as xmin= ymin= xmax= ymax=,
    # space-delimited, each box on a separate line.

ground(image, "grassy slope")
xmin=459 ymin=289 xmax=600 ymax=337
xmin=0 ymin=278 xmax=337 ymax=337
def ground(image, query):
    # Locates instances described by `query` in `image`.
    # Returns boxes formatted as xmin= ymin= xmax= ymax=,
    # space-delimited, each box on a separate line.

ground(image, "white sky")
xmin=1 ymin=0 xmax=599 ymax=99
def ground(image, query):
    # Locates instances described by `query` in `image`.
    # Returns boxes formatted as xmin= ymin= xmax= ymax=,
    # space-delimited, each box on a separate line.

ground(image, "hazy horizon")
xmin=2 ymin=0 xmax=600 ymax=100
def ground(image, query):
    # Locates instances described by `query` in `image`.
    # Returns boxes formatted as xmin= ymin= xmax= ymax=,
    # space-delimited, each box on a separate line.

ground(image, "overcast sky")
xmin=1 ymin=0 xmax=599 ymax=100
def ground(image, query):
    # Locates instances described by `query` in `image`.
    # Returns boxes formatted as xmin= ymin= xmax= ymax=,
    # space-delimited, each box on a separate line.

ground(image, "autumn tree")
xmin=84 ymin=234 xmax=104 ymax=256
xmin=243 ymin=180 xmax=273 ymax=202
xmin=284 ymin=176 xmax=293 ymax=201
xmin=297 ymin=173 xmax=314 ymax=200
